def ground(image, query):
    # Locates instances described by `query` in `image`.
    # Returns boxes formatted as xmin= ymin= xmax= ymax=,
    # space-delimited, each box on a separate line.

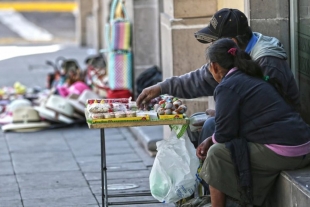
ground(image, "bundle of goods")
xmin=86 ymin=95 xmax=188 ymax=124
xmin=86 ymin=98 xmax=147 ymax=123
xmin=147 ymin=95 xmax=187 ymax=119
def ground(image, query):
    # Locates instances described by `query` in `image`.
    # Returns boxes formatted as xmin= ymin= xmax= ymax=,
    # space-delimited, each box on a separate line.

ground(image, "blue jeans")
xmin=198 ymin=117 xmax=215 ymax=145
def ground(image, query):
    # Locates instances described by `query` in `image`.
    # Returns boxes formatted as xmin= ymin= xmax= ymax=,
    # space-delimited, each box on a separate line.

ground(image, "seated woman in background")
xmin=196 ymin=38 xmax=310 ymax=207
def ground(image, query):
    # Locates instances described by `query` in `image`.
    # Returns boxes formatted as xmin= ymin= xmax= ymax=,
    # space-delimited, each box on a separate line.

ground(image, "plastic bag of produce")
xmin=149 ymin=129 xmax=200 ymax=203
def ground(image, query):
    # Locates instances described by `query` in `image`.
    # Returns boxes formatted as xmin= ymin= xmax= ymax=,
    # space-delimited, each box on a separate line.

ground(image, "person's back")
xmin=215 ymin=70 xmax=309 ymax=146
xmin=250 ymin=32 xmax=300 ymax=109
xmin=196 ymin=38 xmax=310 ymax=207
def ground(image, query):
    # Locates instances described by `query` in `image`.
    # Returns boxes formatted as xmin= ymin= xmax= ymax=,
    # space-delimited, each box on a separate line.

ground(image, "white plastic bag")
xmin=149 ymin=130 xmax=200 ymax=203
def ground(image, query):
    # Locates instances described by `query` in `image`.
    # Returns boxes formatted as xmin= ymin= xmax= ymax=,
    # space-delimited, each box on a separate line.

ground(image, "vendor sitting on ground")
xmin=196 ymin=38 xmax=310 ymax=207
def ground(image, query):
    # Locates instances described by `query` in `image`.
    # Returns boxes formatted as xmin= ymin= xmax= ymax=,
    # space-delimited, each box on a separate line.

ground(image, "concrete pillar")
xmin=125 ymin=0 xmax=163 ymax=96
xmin=76 ymin=0 xmax=93 ymax=46
xmin=160 ymin=0 xmax=217 ymax=136
xmin=92 ymin=0 xmax=103 ymax=52
xmin=101 ymin=0 xmax=111 ymax=50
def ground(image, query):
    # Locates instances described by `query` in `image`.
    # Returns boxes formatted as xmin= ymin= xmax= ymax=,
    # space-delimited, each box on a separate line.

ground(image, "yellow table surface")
xmin=85 ymin=110 xmax=189 ymax=129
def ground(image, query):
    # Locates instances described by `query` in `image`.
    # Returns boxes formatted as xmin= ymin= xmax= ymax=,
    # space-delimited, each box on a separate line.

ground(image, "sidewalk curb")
xmin=128 ymin=126 xmax=164 ymax=157
xmin=0 ymin=2 xmax=76 ymax=12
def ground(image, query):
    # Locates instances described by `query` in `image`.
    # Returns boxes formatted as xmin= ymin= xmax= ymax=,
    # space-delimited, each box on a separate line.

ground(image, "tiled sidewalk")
xmin=0 ymin=124 xmax=173 ymax=207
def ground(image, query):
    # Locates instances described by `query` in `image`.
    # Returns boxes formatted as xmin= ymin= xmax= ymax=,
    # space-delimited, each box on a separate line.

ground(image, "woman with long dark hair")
xmin=196 ymin=38 xmax=310 ymax=207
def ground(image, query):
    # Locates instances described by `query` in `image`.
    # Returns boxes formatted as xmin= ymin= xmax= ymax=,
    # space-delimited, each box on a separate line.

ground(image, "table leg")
xmin=101 ymin=129 xmax=108 ymax=207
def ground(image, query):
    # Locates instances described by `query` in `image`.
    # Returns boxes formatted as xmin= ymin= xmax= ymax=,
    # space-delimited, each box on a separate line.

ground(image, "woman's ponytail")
xmin=233 ymin=50 xmax=263 ymax=79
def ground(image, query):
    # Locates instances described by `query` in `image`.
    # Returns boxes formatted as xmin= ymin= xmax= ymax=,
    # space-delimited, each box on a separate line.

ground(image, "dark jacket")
xmin=159 ymin=33 xmax=300 ymax=110
xmin=214 ymin=70 xmax=310 ymax=146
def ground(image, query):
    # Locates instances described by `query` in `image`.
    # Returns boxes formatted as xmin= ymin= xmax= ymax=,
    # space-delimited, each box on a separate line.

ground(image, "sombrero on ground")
xmin=34 ymin=95 xmax=77 ymax=124
xmin=2 ymin=107 xmax=50 ymax=132
xmin=0 ymin=99 xmax=32 ymax=125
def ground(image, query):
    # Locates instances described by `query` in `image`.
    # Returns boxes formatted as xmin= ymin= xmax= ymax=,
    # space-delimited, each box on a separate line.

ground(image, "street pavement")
xmin=0 ymin=45 xmax=171 ymax=206
xmin=0 ymin=124 xmax=172 ymax=207
xmin=0 ymin=5 xmax=169 ymax=207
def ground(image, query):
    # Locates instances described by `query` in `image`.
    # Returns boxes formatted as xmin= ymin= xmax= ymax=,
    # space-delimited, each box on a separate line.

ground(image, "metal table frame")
xmin=88 ymin=119 xmax=188 ymax=207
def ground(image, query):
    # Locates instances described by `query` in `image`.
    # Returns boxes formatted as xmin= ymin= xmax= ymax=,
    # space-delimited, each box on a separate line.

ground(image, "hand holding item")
xmin=136 ymin=85 xmax=161 ymax=109
xmin=196 ymin=137 xmax=213 ymax=160
xmin=205 ymin=108 xmax=216 ymax=117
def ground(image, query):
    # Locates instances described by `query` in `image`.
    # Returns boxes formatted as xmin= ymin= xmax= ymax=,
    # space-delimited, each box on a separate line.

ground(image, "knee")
xmin=207 ymin=143 xmax=226 ymax=159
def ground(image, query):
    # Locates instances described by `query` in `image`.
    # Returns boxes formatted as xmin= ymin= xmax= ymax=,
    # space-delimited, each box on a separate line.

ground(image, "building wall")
xmin=297 ymin=0 xmax=310 ymax=123
xmin=249 ymin=0 xmax=290 ymax=59
xmin=217 ymin=0 xmax=244 ymax=11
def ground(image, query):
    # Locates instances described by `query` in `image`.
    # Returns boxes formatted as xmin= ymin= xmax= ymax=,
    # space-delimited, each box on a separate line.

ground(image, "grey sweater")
xmin=158 ymin=33 xmax=300 ymax=109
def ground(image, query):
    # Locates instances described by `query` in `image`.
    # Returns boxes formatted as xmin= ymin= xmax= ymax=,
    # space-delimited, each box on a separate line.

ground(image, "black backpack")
xmin=136 ymin=65 xmax=162 ymax=97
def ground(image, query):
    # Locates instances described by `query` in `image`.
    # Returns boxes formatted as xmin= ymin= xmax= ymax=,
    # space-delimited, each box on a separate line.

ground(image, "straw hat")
xmin=68 ymin=89 xmax=100 ymax=114
xmin=2 ymin=107 xmax=50 ymax=132
xmin=0 ymin=99 xmax=32 ymax=125
xmin=34 ymin=95 xmax=76 ymax=124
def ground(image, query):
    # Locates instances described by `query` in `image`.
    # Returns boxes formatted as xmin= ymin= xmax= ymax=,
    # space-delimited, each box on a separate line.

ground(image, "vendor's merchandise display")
xmin=86 ymin=98 xmax=149 ymax=123
xmin=147 ymin=95 xmax=187 ymax=119
xmin=85 ymin=95 xmax=188 ymax=124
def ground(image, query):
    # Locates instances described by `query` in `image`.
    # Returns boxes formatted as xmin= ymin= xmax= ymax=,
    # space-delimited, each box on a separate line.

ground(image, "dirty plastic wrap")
xmin=149 ymin=130 xmax=200 ymax=203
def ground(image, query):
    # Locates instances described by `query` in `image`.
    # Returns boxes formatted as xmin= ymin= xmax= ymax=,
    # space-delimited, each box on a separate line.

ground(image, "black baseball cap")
xmin=194 ymin=8 xmax=250 ymax=44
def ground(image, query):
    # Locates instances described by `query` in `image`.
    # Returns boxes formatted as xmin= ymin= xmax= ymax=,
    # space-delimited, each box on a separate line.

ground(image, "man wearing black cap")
xmin=137 ymin=8 xmax=299 ymax=138
xmin=136 ymin=7 xmax=300 ymax=206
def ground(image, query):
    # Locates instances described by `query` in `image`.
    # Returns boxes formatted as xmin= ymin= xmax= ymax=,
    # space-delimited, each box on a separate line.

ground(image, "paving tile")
xmin=77 ymin=153 xmax=142 ymax=166
xmin=23 ymin=195 xmax=98 ymax=207
xmin=57 ymin=206 xmax=99 ymax=207
xmin=0 ymin=161 xmax=14 ymax=175
xmin=80 ymin=161 xmax=147 ymax=173
xmin=21 ymin=187 xmax=93 ymax=199
xmin=112 ymin=205 xmax=174 ymax=207
xmin=84 ymin=170 xmax=150 ymax=181
xmin=0 ymin=153 xmax=10 ymax=162
xmin=120 ymin=128 xmax=156 ymax=167
xmin=0 ymin=199 xmax=23 ymax=207
xmin=12 ymin=151 xmax=79 ymax=173
xmin=0 ymin=139 xmax=8 ymax=154
xmin=88 ymin=177 xmax=149 ymax=186
xmin=0 ymin=174 xmax=16 ymax=184
xmin=0 ymin=185 xmax=20 ymax=195
xmin=6 ymin=132 xmax=69 ymax=152
xmin=66 ymin=139 xmax=133 ymax=157
xmin=64 ymin=131 xmax=125 ymax=142
xmin=97 ymin=195 xmax=159 ymax=205
xmin=17 ymin=171 xmax=88 ymax=189
xmin=90 ymin=178 xmax=151 ymax=195
xmin=0 ymin=175 xmax=19 ymax=193
xmin=0 ymin=190 xmax=21 ymax=201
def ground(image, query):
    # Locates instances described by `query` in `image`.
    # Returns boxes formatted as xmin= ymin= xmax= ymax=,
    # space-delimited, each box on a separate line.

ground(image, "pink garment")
xmin=212 ymin=133 xmax=310 ymax=157
xmin=265 ymin=142 xmax=310 ymax=157
xmin=57 ymin=81 xmax=90 ymax=97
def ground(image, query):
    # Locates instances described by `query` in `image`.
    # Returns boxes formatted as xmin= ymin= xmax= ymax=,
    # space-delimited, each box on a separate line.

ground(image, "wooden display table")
xmin=87 ymin=118 xmax=189 ymax=207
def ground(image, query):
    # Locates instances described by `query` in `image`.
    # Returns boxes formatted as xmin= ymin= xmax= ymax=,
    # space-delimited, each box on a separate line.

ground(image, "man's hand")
xmin=136 ymin=85 xmax=161 ymax=109
xmin=196 ymin=137 xmax=213 ymax=160
xmin=205 ymin=109 xmax=216 ymax=117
